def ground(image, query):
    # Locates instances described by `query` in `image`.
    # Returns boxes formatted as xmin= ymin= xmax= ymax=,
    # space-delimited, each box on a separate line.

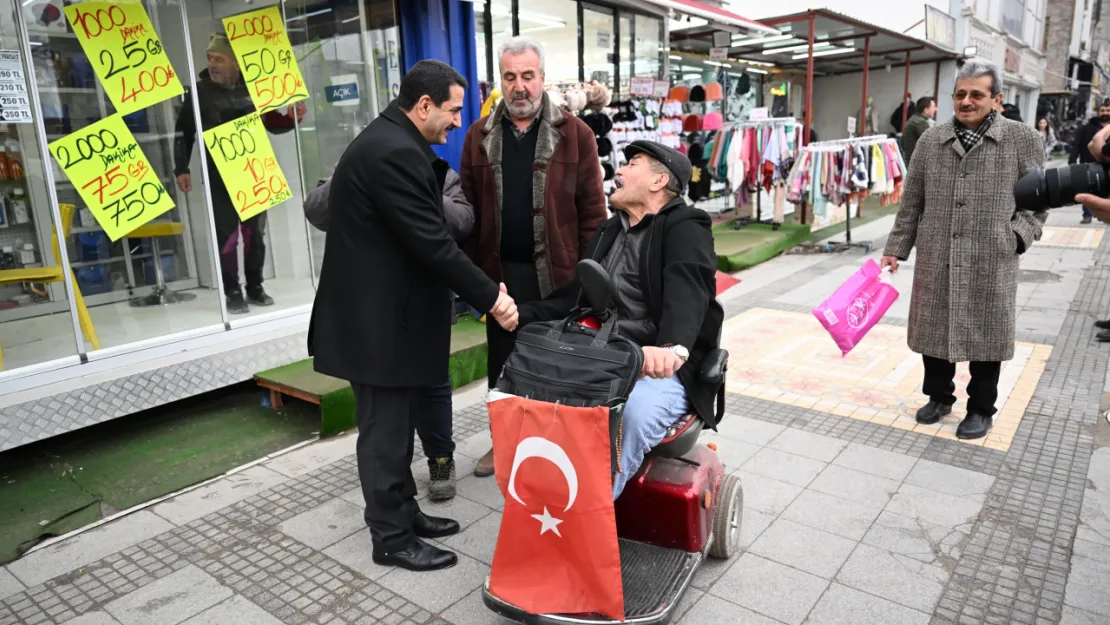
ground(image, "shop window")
xmin=618 ymin=14 xmax=631 ymax=96
xmin=516 ymin=0 xmax=579 ymax=84
xmin=633 ymin=13 xmax=664 ymax=81
xmin=582 ymin=4 xmax=615 ymax=90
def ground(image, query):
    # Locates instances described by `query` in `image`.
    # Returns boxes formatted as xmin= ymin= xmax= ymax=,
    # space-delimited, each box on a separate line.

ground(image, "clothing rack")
xmin=718 ymin=118 xmax=799 ymax=228
xmin=798 ymin=135 xmax=900 ymax=251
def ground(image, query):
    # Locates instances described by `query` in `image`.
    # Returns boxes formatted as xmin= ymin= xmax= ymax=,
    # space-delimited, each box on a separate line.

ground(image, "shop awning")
xmin=641 ymin=0 xmax=779 ymax=35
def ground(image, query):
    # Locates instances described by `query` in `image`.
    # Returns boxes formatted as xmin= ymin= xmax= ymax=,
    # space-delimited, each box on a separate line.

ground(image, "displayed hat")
xmin=682 ymin=114 xmax=702 ymax=132
xmin=545 ymin=87 xmax=566 ymax=110
xmin=702 ymin=111 xmax=723 ymax=131
xmin=568 ymin=88 xmax=588 ymax=113
xmin=668 ymin=85 xmax=690 ymax=103
xmin=704 ymin=82 xmax=723 ymax=101
xmin=582 ymin=111 xmax=613 ymax=137
xmin=597 ymin=137 xmax=613 ymax=157
xmin=689 ymin=85 xmax=706 ymax=102
xmin=602 ymin=161 xmax=615 ymax=181
xmin=737 ymin=73 xmax=751 ymax=95
xmin=586 ymin=81 xmax=612 ymax=110
xmin=623 ymin=140 xmax=693 ymax=191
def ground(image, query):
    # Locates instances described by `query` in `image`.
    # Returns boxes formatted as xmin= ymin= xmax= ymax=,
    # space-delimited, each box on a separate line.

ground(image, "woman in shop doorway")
xmin=1037 ymin=118 xmax=1057 ymax=156
xmin=173 ymin=32 xmax=306 ymax=315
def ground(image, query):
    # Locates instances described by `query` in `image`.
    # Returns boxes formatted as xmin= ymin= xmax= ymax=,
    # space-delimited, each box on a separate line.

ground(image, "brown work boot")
xmin=474 ymin=448 xmax=495 ymax=477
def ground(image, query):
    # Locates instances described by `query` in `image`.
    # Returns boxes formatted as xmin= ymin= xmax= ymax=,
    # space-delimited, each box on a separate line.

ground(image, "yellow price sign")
xmin=48 ymin=115 xmax=175 ymax=241
xmin=222 ymin=6 xmax=309 ymax=114
xmin=203 ymin=113 xmax=293 ymax=221
xmin=64 ymin=0 xmax=184 ymax=116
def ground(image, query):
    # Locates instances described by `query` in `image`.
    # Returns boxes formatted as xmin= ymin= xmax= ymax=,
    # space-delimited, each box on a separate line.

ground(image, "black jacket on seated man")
xmin=521 ymin=197 xmax=724 ymax=428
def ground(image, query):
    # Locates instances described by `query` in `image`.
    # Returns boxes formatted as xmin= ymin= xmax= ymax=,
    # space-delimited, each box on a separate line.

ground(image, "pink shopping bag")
xmin=813 ymin=259 xmax=899 ymax=355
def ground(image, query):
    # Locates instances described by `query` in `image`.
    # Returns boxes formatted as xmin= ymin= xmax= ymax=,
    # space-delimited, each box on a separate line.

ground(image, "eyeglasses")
xmin=952 ymin=90 xmax=992 ymax=101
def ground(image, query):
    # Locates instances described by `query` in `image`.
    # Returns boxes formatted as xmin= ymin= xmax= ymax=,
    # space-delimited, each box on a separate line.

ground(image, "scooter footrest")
xmin=618 ymin=539 xmax=700 ymax=620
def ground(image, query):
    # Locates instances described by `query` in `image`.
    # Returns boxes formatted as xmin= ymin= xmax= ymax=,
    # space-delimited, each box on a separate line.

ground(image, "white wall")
xmin=810 ymin=61 xmax=953 ymax=141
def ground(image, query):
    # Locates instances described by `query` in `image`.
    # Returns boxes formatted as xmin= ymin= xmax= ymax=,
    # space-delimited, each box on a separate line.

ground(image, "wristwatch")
xmin=665 ymin=344 xmax=689 ymax=361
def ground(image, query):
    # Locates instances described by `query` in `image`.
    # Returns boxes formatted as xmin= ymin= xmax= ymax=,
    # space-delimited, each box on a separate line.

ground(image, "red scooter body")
xmin=614 ymin=445 xmax=723 ymax=553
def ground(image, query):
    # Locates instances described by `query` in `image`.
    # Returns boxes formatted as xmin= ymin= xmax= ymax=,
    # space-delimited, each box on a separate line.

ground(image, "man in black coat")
xmin=521 ymin=141 xmax=722 ymax=499
xmin=1070 ymin=99 xmax=1110 ymax=223
xmin=309 ymin=60 xmax=518 ymax=572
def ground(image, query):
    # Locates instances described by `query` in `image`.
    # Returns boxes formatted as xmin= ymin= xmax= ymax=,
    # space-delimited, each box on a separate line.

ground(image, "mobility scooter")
xmin=483 ymin=259 xmax=741 ymax=625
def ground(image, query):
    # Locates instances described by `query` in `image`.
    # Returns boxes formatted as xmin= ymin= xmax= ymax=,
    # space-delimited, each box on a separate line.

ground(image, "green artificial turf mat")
xmin=0 ymin=452 xmax=101 ymax=564
xmin=713 ymin=223 xmax=811 ymax=272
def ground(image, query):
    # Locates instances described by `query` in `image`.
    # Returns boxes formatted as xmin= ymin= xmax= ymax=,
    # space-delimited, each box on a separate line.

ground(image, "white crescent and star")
xmin=506 ymin=436 xmax=579 ymax=538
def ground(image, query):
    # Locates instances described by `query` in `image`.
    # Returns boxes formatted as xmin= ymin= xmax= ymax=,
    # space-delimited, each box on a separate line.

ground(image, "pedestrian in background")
xmin=1069 ymin=99 xmax=1110 ymax=223
xmin=901 ymin=95 xmax=936 ymax=163
xmin=460 ymin=36 xmax=606 ymax=478
xmin=309 ymin=60 xmax=519 ymax=572
xmin=881 ymin=61 xmax=1045 ymax=441
xmin=1036 ymin=118 xmax=1056 ymax=156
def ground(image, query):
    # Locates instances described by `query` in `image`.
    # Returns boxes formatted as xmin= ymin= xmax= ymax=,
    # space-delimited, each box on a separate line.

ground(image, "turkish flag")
xmin=488 ymin=393 xmax=625 ymax=621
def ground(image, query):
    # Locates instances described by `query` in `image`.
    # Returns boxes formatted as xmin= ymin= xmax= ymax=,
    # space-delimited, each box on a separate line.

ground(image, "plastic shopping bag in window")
xmin=813 ymin=259 xmax=899 ymax=355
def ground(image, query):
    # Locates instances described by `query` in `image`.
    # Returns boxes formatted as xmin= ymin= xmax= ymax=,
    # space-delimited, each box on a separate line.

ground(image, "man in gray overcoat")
xmin=881 ymin=61 xmax=1046 ymax=440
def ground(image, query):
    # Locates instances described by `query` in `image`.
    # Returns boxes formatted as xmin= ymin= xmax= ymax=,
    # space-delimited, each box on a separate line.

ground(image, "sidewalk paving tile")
xmin=441 ymin=513 xmax=502 ymax=565
xmin=104 ymin=565 xmax=231 ymax=625
xmin=418 ymin=495 xmax=495 ymax=532
xmin=808 ymin=464 xmax=900 ymax=509
xmin=0 ymin=567 xmax=24 ymax=603
xmin=279 ymin=498 xmax=365 ymax=551
xmin=748 ymin=519 xmax=856 ymax=579
xmin=740 ymin=448 xmax=826 ymax=488
xmin=732 ymin=471 xmax=803 ymax=515
xmin=885 ymin=483 xmax=987 ymax=529
xmin=6 ymin=511 xmax=175 ymax=588
xmin=1063 ymin=555 xmax=1110 ymax=616
xmin=780 ymin=490 xmax=883 ymax=541
xmin=832 ymin=443 xmax=918 ymax=482
xmin=902 ymin=459 xmax=996 ymax=497
xmin=321 ymin=533 xmax=393 ymax=581
xmin=179 ymin=596 xmax=283 ymax=625
xmin=861 ymin=510 xmax=970 ymax=568
xmin=378 ymin=552 xmax=487 ymax=613
xmin=714 ymin=416 xmax=786 ymax=447
xmin=691 ymin=507 xmax=774 ymax=591
xmin=59 ymin=612 xmax=122 ymax=625
xmin=766 ymin=428 xmax=848 ymax=463
xmin=151 ymin=466 xmax=288 ymax=526
xmin=1072 ymin=537 xmax=1110 ymax=564
xmin=836 ymin=543 xmax=948 ymax=613
xmin=455 ymin=430 xmax=493 ymax=462
xmin=263 ymin=433 xmax=356 ymax=478
xmin=676 ymin=594 xmax=782 ymax=625
xmin=455 ymin=475 xmax=505 ymax=510
xmin=1061 ymin=605 xmax=1108 ymax=625
xmin=700 ymin=432 xmax=761 ymax=471
xmin=439 ymin=588 xmax=519 ymax=625
xmin=709 ymin=553 xmax=827 ymax=625
xmin=804 ymin=583 xmax=930 ymax=625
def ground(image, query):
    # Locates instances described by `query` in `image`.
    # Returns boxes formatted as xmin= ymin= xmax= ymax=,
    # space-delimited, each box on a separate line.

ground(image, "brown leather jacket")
xmin=460 ymin=93 xmax=607 ymax=297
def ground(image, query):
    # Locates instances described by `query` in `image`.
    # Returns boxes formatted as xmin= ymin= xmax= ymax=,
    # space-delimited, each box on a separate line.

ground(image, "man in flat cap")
xmin=521 ymin=140 xmax=723 ymax=499
xmin=174 ymin=32 xmax=306 ymax=315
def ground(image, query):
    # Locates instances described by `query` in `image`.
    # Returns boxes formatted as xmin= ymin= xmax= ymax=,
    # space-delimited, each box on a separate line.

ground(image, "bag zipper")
xmin=504 ymin=366 xmax=611 ymax=396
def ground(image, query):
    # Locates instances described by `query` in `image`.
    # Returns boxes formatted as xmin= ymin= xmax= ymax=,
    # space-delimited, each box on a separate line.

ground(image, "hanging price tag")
xmin=64 ymin=0 xmax=184 ymax=116
xmin=222 ymin=6 xmax=309 ymax=113
xmin=203 ymin=113 xmax=293 ymax=221
xmin=48 ymin=115 xmax=175 ymax=241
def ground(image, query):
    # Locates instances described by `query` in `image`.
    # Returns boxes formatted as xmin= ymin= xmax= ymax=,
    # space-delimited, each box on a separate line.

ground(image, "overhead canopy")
xmin=641 ymin=0 xmax=779 ymax=35
xmin=670 ymin=8 xmax=960 ymax=76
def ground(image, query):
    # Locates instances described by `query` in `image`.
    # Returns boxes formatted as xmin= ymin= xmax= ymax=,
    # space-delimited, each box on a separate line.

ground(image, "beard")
xmin=507 ymin=91 xmax=541 ymax=120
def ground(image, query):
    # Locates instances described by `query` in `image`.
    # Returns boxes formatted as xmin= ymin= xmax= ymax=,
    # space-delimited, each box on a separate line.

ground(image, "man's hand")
xmin=288 ymin=101 xmax=307 ymax=123
xmin=1075 ymin=193 xmax=1110 ymax=224
xmin=176 ymin=173 xmax=191 ymax=193
xmin=641 ymin=346 xmax=685 ymax=380
xmin=1090 ymin=124 xmax=1110 ymax=163
xmin=880 ymin=255 xmax=900 ymax=273
xmin=489 ymin=283 xmax=518 ymax=332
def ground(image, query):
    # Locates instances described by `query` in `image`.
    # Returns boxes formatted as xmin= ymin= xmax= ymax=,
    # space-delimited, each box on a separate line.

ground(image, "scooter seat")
xmin=648 ymin=414 xmax=704 ymax=458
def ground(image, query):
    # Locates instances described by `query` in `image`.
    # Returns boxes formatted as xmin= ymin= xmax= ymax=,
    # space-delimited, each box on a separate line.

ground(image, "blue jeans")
xmin=1084 ymin=205 xmax=1093 ymax=219
xmin=613 ymin=375 xmax=689 ymax=499
xmin=416 ymin=381 xmax=455 ymax=459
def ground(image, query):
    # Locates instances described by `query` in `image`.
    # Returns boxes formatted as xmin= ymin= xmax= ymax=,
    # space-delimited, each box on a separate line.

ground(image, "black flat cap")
xmin=624 ymin=140 xmax=692 ymax=191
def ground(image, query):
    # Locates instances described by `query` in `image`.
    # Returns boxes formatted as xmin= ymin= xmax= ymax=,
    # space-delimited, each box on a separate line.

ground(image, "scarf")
xmin=953 ymin=111 xmax=996 ymax=153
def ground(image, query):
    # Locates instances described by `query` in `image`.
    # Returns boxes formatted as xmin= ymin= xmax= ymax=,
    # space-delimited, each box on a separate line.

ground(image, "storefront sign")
xmin=709 ymin=47 xmax=727 ymax=61
xmin=749 ymin=107 xmax=768 ymax=121
xmin=597 ymin=31 xmax=611 ymax=49
xmin=48 ymin=114 xmax=175 ymax=241
xmin=924 ymin=6 xmax=956 ymax=50
xmin=1005 ymin=45 xmax=1021 ymax=73
xmin=847 ymin=116 xmax=857 ymax=136
xmin=203 ymin=113 xmax=293 ymax=221
xmin=326 ymin=74 xmax=360 ymax=106
xmin=63 ymin=1 xmax=184 ymax=116
xmin=630 ymin=76 xmax=655 ymax=96
xmin=653 ymin=79 xmax=669 ymax=98
xmin=713 ymin=32 xmax=731 ymax=48
xmin=222 ymin=6 xmax=309 ymax=114
xmin=0 ymin=51 xmax=31 ymax=124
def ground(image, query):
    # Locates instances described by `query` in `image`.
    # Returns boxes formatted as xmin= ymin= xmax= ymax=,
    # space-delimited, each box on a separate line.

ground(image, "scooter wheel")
xmin=709 ymin=474 xmax=743 ymax=559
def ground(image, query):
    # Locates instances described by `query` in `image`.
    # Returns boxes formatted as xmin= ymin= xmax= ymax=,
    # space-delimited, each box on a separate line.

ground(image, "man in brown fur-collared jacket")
xmin=882 ymin=60 xmax=1045 ymax=441
xmin=461 ymin=36 xmax=606 ymax=477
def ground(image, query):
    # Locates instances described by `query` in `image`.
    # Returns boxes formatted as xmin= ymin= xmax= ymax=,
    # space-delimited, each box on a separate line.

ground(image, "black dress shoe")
xmin=372 ymin=538 xmax=458 ymax=571
xmin=956 ymin=412 xmax=992 ymax=440
xmin=1095 ymin=319 xmax=1110 ymax=330
xmin=1098 ymin=330 xmax=1110 ymax=342
xmin=413 ymin=511 xmax=460 ymax=539
xmin=915 ymin=401 xmax=953 ymax=425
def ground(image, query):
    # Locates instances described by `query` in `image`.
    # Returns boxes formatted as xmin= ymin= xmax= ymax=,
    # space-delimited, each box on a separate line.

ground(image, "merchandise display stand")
xmin=729 ymin=117 xmax=798 ymax=230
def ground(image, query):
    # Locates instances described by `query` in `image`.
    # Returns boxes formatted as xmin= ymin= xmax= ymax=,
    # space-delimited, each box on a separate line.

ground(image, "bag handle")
xmin=546 ymin=311 xmax=620 ymax=348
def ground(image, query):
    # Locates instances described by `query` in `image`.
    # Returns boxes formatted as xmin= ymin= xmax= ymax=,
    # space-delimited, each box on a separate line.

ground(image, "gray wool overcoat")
xmin=884 ymin=116 xmax=1046 ymax=363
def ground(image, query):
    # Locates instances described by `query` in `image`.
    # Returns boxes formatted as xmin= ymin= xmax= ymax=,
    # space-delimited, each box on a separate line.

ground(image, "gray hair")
xmin=496 ymin=36 xmax=546 ymax=73
xmin=956 ymin=60 xmax=1003 ymax=96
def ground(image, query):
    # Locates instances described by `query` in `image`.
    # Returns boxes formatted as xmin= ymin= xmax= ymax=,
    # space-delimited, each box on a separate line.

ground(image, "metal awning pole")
xmin=902 ymin=51 xmax=911 ymax=130
xmin=860 ymin=36 xmax=870 ymax=136
xmin=803 ymin=11 xmax=815 ymax=226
